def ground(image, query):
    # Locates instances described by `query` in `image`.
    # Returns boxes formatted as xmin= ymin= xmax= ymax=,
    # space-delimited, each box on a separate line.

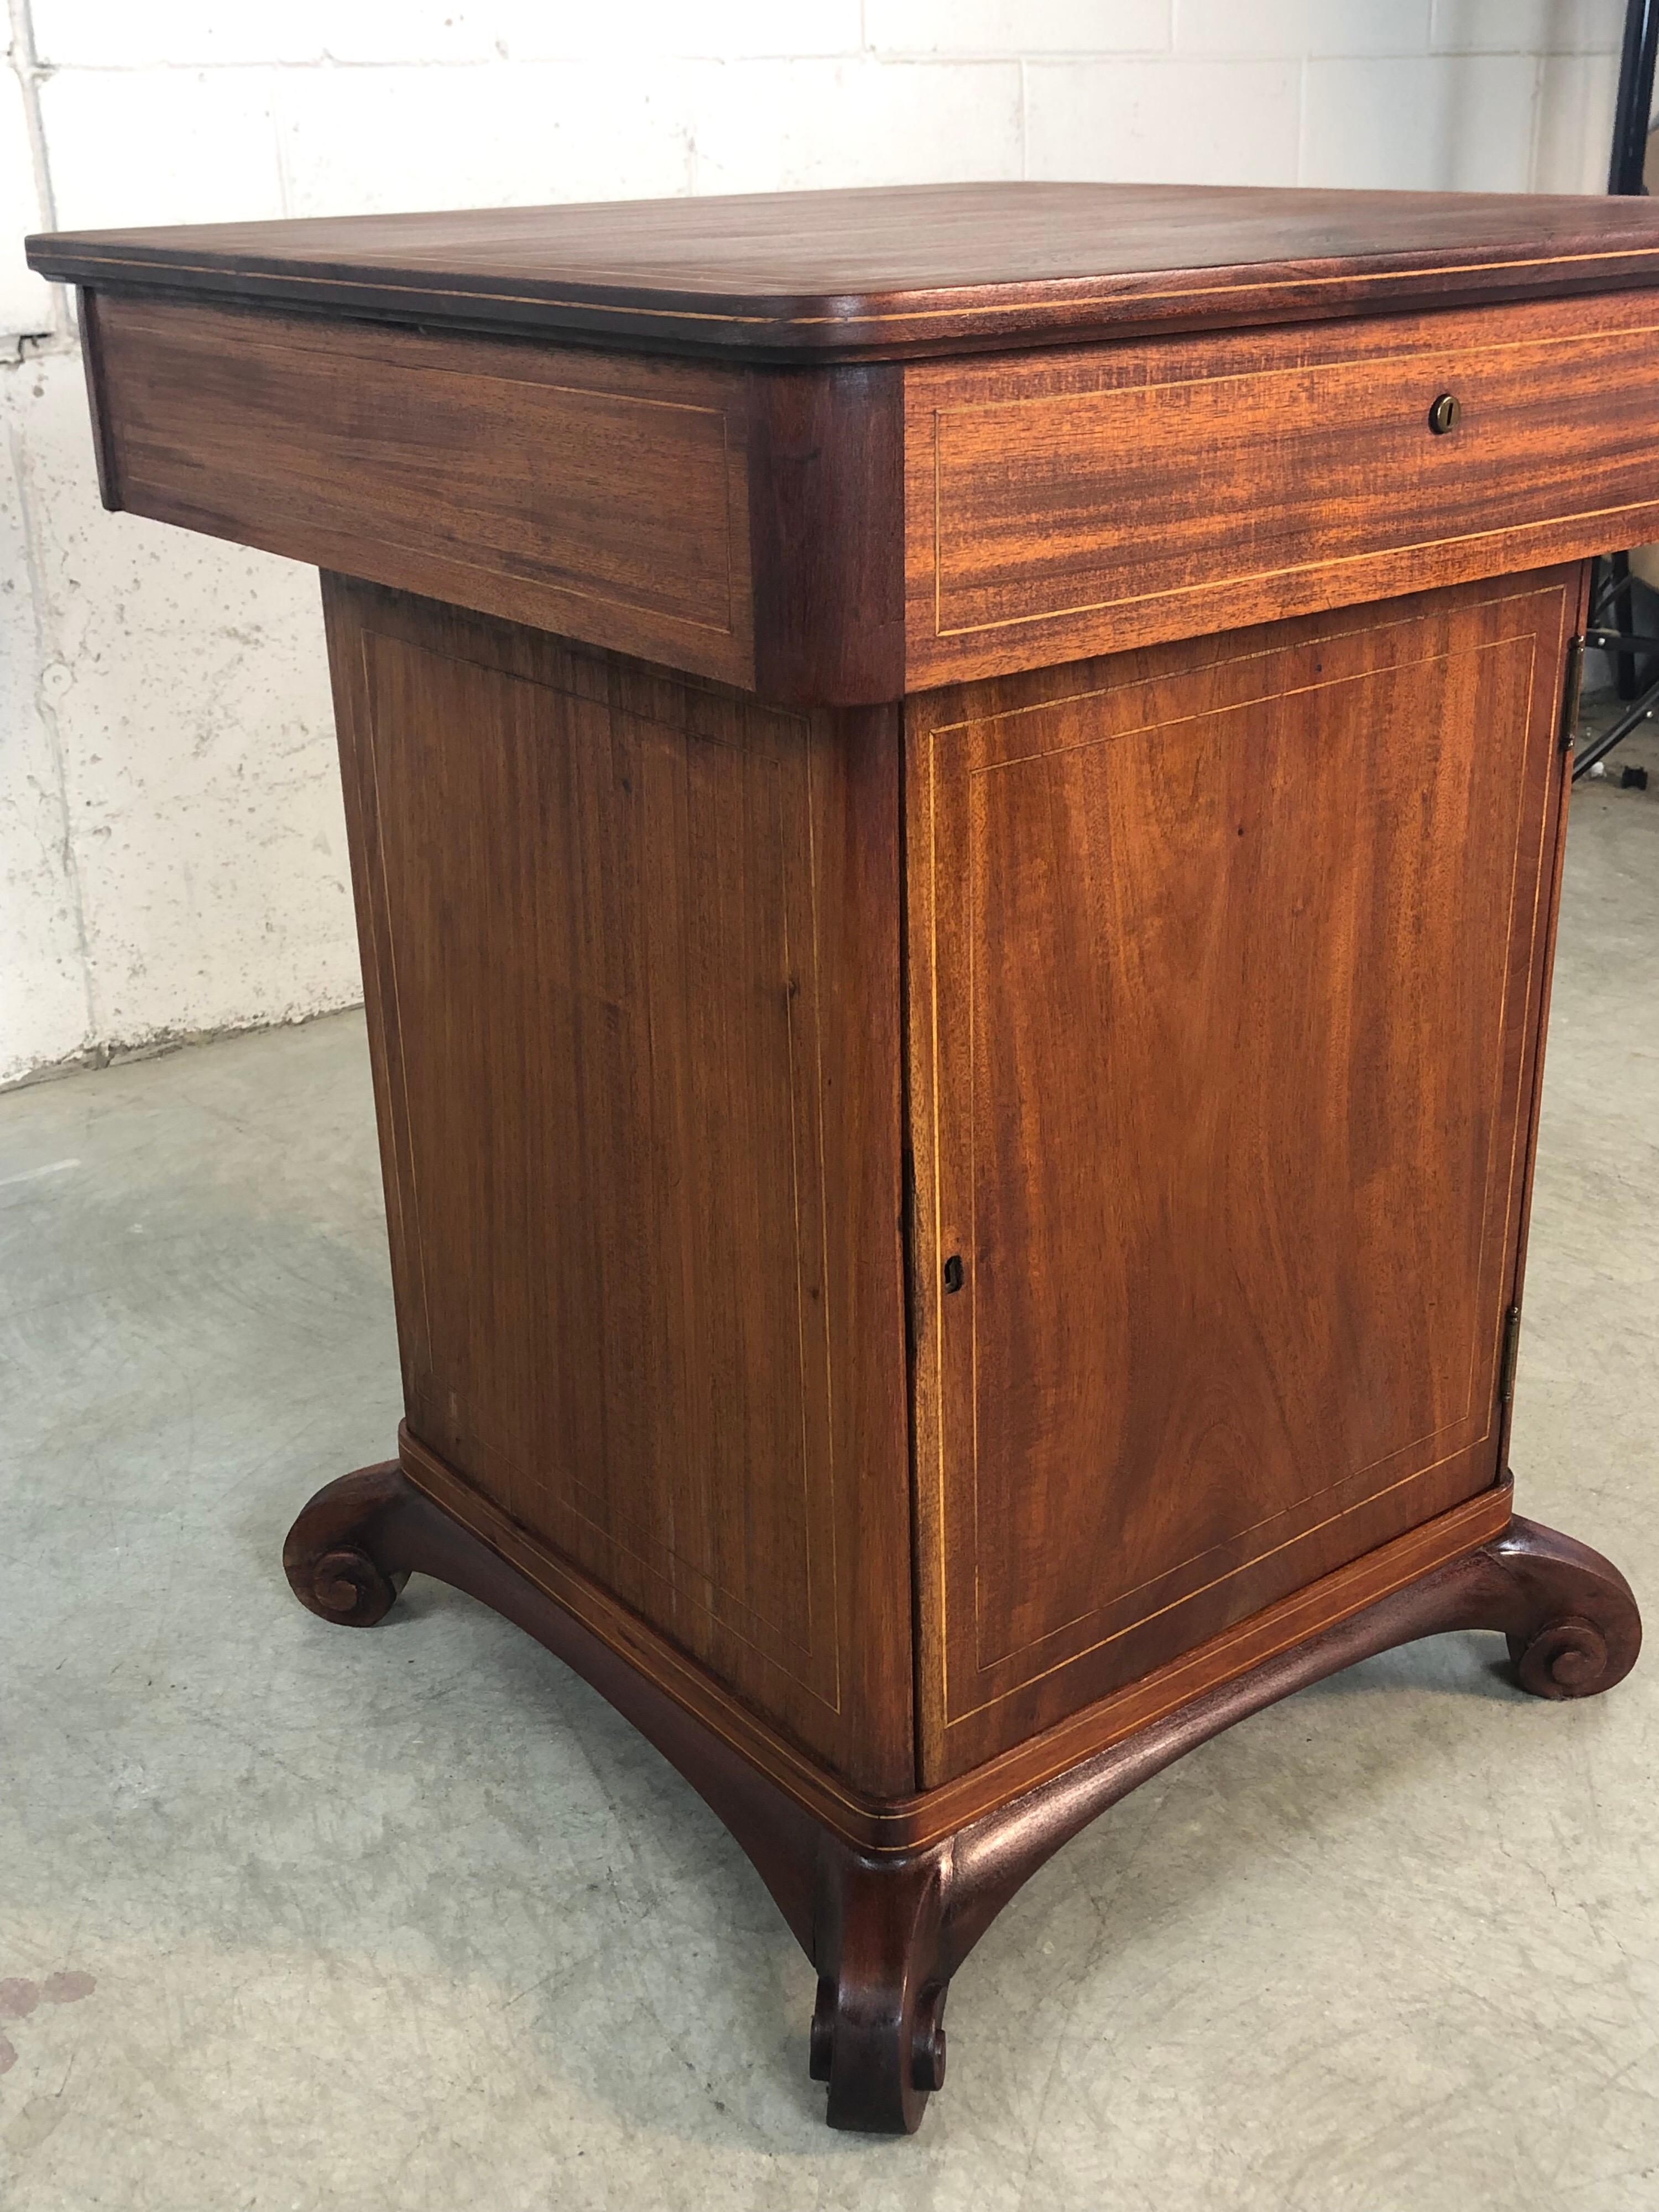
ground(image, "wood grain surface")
xmin=746 ymin=361 xmax=906 ymax=703
xmin=324 ymin=576 xmax=913 ymax=1790
xmin=906 ymin=569 xmax=1578 ymax=1779
xmin=906 ymin=290 xmax=1659 ymax=684
xmin=85 ymin=291 xmax=917 ymax=703
xmin=95 ymin=295 xmax=755 ymax=685
xmin=29 ymin=180 xmax=1659 ymax=360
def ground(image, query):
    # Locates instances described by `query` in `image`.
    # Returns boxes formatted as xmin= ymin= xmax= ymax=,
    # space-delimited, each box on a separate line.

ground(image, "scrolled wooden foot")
xmin=283 ymin=1463 xmax=411 ymax=1627
xmin=808 ymin=1847 xmax=949 ymax=2133
xmin=1486 ymin=1517 xmax=1641 ymax=1700
xmin=1509 ymin=1618 xmax=1608 ymax=1698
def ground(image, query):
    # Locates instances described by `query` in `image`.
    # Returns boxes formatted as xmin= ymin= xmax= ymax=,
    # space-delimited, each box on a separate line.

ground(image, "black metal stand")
xmin=1575 ymin=651 xmax=1659 ymax=779
xmin=1609 ymin=0 xmax=1659 ymax=194
xmin=1580 ymin=0 xmax=1659 ymax=774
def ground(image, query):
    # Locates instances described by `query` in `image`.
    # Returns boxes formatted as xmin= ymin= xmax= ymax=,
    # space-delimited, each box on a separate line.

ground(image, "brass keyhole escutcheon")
xmin=1427 ymin=392 xmax=1461 ymax=435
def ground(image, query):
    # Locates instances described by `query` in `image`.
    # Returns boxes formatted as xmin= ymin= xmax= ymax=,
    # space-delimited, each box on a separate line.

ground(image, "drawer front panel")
xmin=906 ymin=291 xmax=1659 ymax=684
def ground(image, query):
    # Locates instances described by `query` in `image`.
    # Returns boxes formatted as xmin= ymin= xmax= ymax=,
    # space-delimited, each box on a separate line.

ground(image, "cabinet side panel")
xmin=326 ymin=578 xmax=912 ymax=1790
xmin=323 ymin=580 xmax=431 ymax=1412
xmin=907 ymin=571 xmax=1574 ymax=1780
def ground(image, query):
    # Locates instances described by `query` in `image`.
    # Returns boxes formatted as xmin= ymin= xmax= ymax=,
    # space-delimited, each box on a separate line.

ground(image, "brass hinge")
xmin=1559 ymin=633 xmax=1585 ymax=753
xmin=1498 ymin=1303 xmax=1523 ymax=1406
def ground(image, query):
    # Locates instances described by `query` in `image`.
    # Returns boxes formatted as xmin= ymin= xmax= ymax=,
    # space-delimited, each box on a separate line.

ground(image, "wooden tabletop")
xmin=30 ymin=181 xmax=1659 ymax=361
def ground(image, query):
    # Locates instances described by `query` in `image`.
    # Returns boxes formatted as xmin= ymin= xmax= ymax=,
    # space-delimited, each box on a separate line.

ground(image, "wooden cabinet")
xmin=30 ymin=181 xmax=1644 ymax=2136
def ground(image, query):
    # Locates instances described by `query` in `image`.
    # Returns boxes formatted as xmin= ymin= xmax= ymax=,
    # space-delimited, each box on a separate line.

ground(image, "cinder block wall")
xmin=0 ymin=0 xmax=1629 ymax=1084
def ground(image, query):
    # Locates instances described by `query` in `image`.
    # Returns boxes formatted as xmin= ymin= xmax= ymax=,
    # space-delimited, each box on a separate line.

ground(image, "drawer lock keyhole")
xmin=1427 ymin=392 xmax=1461 ymax=435
xmin=943 ymin=1254 xmax=966 ymax=1294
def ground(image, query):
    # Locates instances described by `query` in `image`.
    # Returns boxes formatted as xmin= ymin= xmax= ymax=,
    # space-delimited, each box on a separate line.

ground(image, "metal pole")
xmin=1572 ymin=670 xmax=1659 ymax=782
xmin=1597 ymin=1 xmax=1659 ymax=703
xmin=1608 ymin=0 xmax=1659 ymax=193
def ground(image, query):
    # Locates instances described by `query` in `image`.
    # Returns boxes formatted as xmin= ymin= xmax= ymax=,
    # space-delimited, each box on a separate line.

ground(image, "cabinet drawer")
xmin=906 ymin=289 xmax=1659 ymax=684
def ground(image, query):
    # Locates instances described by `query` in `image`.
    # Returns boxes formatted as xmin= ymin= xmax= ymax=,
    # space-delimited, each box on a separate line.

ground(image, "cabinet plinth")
xmin=29 ymin=180 xmax=1647 ymax=2133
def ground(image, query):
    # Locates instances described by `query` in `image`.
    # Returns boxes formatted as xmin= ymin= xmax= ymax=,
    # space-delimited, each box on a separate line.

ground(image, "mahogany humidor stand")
xmin=28 ymin=182 xmax=1650 ymax=2133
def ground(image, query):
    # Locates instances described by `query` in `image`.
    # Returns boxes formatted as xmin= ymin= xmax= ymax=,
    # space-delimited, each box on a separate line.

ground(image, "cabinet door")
xmin=906 ymin=569 xmax=1578 ymax=1781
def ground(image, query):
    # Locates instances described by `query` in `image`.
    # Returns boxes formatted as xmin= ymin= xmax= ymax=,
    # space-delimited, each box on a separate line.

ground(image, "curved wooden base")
xmin=285 ymin=1466 xmax=1640 ymax=2133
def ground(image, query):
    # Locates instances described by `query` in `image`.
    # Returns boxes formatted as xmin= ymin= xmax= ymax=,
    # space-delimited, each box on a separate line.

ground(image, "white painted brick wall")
xmin=0 ymin=0 xmax=1632 ymax=1083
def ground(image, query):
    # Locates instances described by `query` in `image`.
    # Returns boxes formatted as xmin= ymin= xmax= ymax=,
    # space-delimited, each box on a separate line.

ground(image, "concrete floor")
xmin=2 ymin=730 xmax=1656 ymax=2212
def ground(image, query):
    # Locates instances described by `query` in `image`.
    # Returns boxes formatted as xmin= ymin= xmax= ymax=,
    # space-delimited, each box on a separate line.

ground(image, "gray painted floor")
xmin=2 ymin=728 xmax=1656 ymax=2212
